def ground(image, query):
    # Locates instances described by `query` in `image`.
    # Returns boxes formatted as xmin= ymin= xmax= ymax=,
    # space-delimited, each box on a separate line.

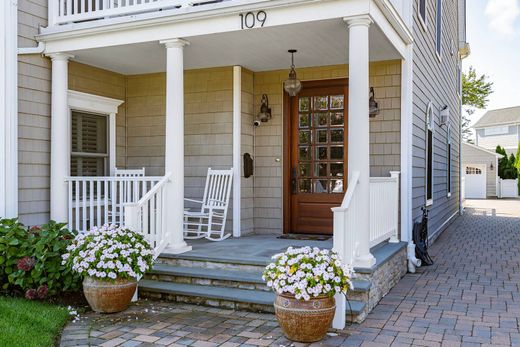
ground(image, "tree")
xmin=496 ymin=145 xmax=518 ymax=179
xmin=516 ymin=143 xmax=520 ymax=193
xmin=462 ymin=67 xmax=493 ymax=142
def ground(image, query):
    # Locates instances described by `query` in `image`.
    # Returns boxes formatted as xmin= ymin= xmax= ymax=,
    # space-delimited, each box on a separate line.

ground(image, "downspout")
xmin=18 ymin=41 xmax=45 ymax=55
xmin=400 ymin=1 xmax=421 ymax=273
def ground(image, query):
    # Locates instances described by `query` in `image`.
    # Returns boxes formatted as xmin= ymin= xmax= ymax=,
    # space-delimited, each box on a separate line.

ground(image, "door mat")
xmin=277 ymin=234 xmax=331 ymax=241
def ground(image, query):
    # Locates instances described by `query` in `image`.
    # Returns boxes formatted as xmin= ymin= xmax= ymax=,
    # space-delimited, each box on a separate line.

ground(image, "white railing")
xmin=498 ymin=178 xmax=519 ymax=198
xmin=369 ymin=172 xmax=400 ymax=247
xmin=124 ymin=173 xmax=171 ymax=258
xmin=48 ymin=0 xmax=272 ymax=26
xmin=66 ymin=175 xmax=162 ymax=232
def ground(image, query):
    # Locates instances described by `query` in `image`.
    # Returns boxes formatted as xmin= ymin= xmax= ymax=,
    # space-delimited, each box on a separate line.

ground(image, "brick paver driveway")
xmin=61 ymin=199 xmax=520 ymax=346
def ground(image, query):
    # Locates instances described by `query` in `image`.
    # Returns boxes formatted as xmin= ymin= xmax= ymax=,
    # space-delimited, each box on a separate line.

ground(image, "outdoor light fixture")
xmin=254 ymin=94 xmax=272 ymax=126
xmin=490 ymin=162 xmax=494 ymax=171
xmin=369 ymin=87 xmax=380 ymax=117
xmin=440 ymin=106 xmax=449 ymax=126
xmin=283 ymin=49 xmax=302 ymax=97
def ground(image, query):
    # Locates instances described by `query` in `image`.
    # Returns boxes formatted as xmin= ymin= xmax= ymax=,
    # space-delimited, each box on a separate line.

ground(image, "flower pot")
xmin=274 ymin=293 xmax=335 ymax=342
xmin=83 ymin=276 xmax=137 ymax=313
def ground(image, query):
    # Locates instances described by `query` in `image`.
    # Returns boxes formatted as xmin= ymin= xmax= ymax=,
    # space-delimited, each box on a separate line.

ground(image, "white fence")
xmin=124 ymin=173 xmax=171 ymax=258
xmin=48 ymin=0 xmax=272 ymax=26
xmin=369 ymin=172 xmax=400 ymax=247
xmin=66 ymin=175 xmax=162 ymax=232
xmin=499 ymin=178 xmax=519 ymax=198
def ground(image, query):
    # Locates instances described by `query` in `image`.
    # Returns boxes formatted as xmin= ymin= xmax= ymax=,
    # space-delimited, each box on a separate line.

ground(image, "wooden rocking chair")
xmin=184 ymin=168 xmax=233 ymax=241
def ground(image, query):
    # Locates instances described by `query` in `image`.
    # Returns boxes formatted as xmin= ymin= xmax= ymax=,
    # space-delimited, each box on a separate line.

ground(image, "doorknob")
xmin=291 ymin=167 xmax=297 ymax=193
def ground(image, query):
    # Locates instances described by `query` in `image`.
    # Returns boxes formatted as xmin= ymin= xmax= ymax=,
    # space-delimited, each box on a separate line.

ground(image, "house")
xmin=473 ymin=106 xmax=520 ymax=155
xmin=461 ymin=142 xmax=499 ymax=199
xmin=1 ymin=0 xmax=468 ymax=327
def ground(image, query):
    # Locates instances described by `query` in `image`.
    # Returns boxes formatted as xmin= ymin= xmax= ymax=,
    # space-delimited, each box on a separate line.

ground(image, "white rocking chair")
xmin=184 ymin=168 xmax=233 ymax=241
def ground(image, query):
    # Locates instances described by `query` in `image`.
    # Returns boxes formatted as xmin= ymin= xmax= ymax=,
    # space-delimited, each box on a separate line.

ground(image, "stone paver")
xmin=61 ymin=199 xmax=520 ymax=346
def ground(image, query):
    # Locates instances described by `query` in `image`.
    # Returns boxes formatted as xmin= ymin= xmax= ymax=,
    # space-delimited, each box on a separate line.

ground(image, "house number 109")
xmin=239 ymin=11 xmax=267 ymax=29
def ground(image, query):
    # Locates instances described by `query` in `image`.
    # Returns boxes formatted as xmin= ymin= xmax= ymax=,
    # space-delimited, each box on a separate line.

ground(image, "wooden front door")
xmin=284 ymin=79 xmax=348 ymax=235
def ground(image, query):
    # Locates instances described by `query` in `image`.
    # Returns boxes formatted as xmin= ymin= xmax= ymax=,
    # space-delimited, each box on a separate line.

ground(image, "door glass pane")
xmin=313 ymin=179 xmax=328 ymax=193
xmin=330 ymin=95 xmax=344 ymax=110
xmin=314 ymin=113 xmax=328 ymax=127
xmin=331 ymin=112 xmax=344 ymax=126
xmin=299 ymin=179 xmax=311 ymax=193
xmin=330 ymin=129 xmax=343 ymax=143
xmin=299 ymin=147 xmax=310 ymax=160
xmin=316 ymin=146 xmax=328 ymax=160
xmin=330 ymin=179 xmax=343 ymax=193
xmin=299 ymin=163 xmax=311 ymax=178
xmin=330 ymin=146 xmax=343 ymax=160
xmin=299 ymin=130 xmax=311 ymax=144
xmin=315 ymin=163 xmax=328 ymax=177
xmin=316 ymin=129 xmax=327 ymax=143
xmin=299 ymin=97 xmax=310 ymax=112
xmin=330 ymin=163 xmax=343 ymax=177
xmin=299 ymin=114 xmax=310 ymax=128
xmin=314 ymin=96 xmax=328 ymax=110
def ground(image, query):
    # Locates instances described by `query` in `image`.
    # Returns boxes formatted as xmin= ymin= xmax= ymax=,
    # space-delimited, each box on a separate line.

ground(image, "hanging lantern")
xmin=283 ymin=49 xmax=302 ymax=97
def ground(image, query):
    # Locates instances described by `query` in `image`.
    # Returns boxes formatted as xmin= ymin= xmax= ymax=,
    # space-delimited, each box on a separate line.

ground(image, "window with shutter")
xmin=71 ymin=111 xmax=108 ymax=176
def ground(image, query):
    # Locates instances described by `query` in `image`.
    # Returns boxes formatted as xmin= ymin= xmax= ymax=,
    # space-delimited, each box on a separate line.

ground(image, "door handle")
xmin=291 ymin=168 xmax=297 ymax=193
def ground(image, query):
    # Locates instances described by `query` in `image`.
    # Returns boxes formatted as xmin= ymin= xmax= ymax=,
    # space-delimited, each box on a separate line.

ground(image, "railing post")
xmin=389 ymin=171 xmax=400 ymax=243
xmin=124 ymin=203 xmax=140 ymax=232
xmin=48 ymin=0 xmax=57 ymax=27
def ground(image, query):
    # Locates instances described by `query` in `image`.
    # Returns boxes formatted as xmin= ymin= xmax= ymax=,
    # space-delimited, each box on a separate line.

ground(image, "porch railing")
xmin=124 ymin=173 xmax=171 ymax=258
xmin=369 ymin=172 xmax=400 ymax=247
xmin=332 ymin=171 xmax=400 ymax=265
xmin=48 ymin=0 xmax=272 ymax=26
xmin=65 ymin=175 xmax=162 ymax=232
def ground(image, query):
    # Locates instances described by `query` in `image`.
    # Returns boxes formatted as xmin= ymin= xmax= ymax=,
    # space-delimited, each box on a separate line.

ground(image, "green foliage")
xmin=0 ymin=219 xmax=81 ymax=298
xmin=516 ymin=143 xmax=520 ymax=193
xmin=495 ymin=145 xmax=518 ymax=180
xmin=0 ymin=296 xmax=70 ymax=347
xmin=462 ymin=67 xmax=493 ymax=141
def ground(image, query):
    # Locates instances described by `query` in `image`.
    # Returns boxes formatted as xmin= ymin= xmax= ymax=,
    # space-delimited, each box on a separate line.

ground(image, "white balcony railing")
xmin=65 ymin=175 xmax=162 ymax=232
xmin=48 ymin=0 xmax=273 ymax=26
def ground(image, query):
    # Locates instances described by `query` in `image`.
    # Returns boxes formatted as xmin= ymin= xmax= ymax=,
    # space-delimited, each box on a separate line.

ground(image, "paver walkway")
xmin=61 ymin=199 xmax=520 ymax=346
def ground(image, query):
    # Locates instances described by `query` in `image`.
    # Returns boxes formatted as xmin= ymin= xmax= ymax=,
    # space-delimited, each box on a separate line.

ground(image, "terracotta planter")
xmin=274 ymin=293 xmax=335 ymax=342
xmin=83 ymin=276 xmax=137 ymax=313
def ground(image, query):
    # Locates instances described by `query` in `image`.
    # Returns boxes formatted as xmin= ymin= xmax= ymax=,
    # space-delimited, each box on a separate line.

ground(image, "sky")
xmin=464 ymin=0 xmax=520 ymax=127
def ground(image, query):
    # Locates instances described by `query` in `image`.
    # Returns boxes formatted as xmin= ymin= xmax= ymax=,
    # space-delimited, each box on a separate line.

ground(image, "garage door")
xmin=463 ymin=164 xmax=486 ymax=199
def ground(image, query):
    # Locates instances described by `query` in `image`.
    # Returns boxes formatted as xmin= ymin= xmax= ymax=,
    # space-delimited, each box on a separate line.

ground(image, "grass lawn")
xmin=0 ymin=296 xmax=71 ymax=347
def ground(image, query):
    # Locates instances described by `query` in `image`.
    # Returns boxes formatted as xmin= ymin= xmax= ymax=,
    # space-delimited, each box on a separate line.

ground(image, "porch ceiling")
xmin=71 ymin=19 xmax=400 ymax=74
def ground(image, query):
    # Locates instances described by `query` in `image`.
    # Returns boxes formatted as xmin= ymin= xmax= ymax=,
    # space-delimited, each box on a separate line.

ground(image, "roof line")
xmin=462 ymin=142 xmax=502 ymax=157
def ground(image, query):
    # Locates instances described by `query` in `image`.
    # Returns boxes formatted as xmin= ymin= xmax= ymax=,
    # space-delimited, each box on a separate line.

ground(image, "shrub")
xmin=262 ymin=246 xmax=354 ymax=301
xmin=0 ymin=219 xmax=81 ymax=299
xmin=63 ymin=224 xmax=154 ymax=281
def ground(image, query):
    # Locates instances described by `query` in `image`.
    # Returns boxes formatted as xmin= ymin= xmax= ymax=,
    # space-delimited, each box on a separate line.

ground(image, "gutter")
xmin=18 ymin=41 xmax=45 ymax=55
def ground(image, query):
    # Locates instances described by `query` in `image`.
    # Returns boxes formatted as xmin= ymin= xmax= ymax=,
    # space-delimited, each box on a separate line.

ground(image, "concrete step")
xmin=138 ymin=279 xmax=366 ymax=316
xmin=145 ymin=263 xmax=371 ymax=294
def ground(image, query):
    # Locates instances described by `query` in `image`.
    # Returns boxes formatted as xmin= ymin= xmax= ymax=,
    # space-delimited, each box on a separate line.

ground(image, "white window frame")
xmin=68 ymin=90 xmax=124 ymax=176
xmin=418 ymin=0 xmax=427 ymax=31
xmin=426 ymin=102 xmax=434 ymax=206
xmin=435 ymin=0 xmax=442 ymax=60
xmin=446 ymin=122 xmax=451 ymax=198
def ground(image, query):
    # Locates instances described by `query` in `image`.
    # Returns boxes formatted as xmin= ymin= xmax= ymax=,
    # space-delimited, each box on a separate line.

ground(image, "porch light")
xmin=369 ymin=87 xmax=380 ymax=117
xmin=490 ymin=162 xmax=494 ymax=171
xmin=283 ymin=49 xmax=302 ymax=97
xmin=255 ymin=94 xmax=272 ymax=126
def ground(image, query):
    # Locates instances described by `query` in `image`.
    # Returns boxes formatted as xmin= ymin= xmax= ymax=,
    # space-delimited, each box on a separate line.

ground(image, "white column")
xmin=49 ymin=53 xmax=73 ymax=222
xmin=0 ymin=0 xmax=18 ymax=218
xmin=232 ymin=66 xmax=242 ymax=237
xmin=161 ymin=38 xmax=191 ymax=254
xmin=345 ymin=16 xmax=375 ymax=268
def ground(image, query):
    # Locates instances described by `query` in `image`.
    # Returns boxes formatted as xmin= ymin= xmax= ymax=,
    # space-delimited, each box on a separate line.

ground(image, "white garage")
xmin=462 ymin=143 xmax=499 ymax=199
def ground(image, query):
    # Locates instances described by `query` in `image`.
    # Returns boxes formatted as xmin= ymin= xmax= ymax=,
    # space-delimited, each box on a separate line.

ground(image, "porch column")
xmin=161 ymin=38 xmax=192 ymax=253
xmin=232 ymin=66 xmax=242 ymax=237
xmin=49 ymin=53 xmax=73 ymax=222
xmin=345 ymin=16 xmax=376 ymax=268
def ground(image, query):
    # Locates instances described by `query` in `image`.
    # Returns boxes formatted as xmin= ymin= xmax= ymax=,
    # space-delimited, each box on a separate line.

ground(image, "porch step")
xmin=146 ymin=263 xmax=371 ymax=294
xmin=138 ymin=280 xmax=366 ymax=316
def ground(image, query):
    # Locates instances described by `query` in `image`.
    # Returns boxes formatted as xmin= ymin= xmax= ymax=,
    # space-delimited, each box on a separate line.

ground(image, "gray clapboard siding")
xmin=412 ymin=0 xmax=462 ymax=238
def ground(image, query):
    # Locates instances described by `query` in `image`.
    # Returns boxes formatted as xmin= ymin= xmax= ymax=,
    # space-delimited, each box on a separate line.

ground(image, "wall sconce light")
xmin=283 ymin=49 xmax=302 ymax=97
xmin=490 ymin=162 xmax=494 ymax=171
xmin=440 ymin=106 xmax=449 ymax=126
xmin=254 ymin=94 xmax=271 ymax=126
xmin=369 ymin=87 xmax=379 ymax=117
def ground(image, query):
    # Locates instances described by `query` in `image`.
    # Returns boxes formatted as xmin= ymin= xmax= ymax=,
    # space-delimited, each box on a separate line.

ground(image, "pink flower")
xmin=25 ymin=289 xmax=37 ymax=300
xmin=17 ymin=257 xmax=36 ymax=272
xmin=37 ymin=285 xmax=49 ymax=299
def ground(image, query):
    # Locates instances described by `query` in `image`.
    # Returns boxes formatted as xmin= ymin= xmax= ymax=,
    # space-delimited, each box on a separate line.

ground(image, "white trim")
xmin=232 ymin=66 xmax=242 ymax=238
xmin=425 ymin=101 xmax=434 ymax=206
xmin=417 ymin=0 xmax=427 ymax=31
xmin=0 ymin=0 xmax=18 ymax=218
xmin=68 ymin=90 xmax=123 ymax=176
xmin=435 ymin=0 xmax=442 ymax=58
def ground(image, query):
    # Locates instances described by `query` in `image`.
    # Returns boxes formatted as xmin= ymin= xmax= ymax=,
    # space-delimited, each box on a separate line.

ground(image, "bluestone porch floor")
xmin=61 ymin=199 xmax=520 ymax=346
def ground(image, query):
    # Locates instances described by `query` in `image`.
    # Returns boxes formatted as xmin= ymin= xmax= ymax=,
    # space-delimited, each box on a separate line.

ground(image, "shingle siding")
xmin=412 ymin=0 xmax=462 ymax=238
